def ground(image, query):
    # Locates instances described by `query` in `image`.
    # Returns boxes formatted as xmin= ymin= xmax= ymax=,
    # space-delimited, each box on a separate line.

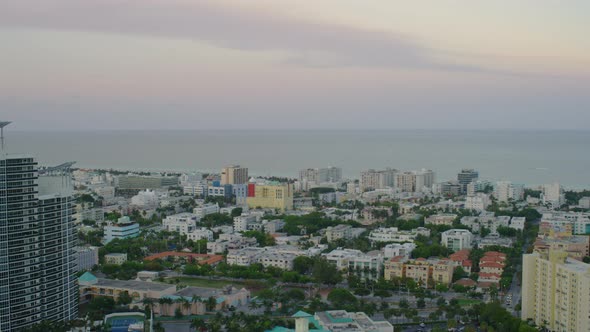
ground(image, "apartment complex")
xmin=441 ymin=229 xmax=473 ymax=251
xmin=360 ymin=168 xmax=397 ymax=192
xmin=425 ymin=213 xmax=457 ymax=226
xmin=117 ymin=175 xmax=179 ymax=189
xmin=384 ymin=257 xmax=454 ymax=287
xmin=220 ymin=165 xmax=248 ymax=185
xmin=299 ymin=167 xmax=342 ymax=184
xmin=457 ymin=169 xmax=478 ymax=194
xmin=395 ymin=169 xmax=435 ymax=193
xmin=522 ymin=250 xmax=590 ymax=332
xmin=368 ymin=227 xmax=431 ymax=243
xmin=104 ymin=216 xmax=140 ymax=243
xmin=246 ymin=180 xmax=293 ymax=211
xmin=494 ymin=181 xmax=524 ymax=202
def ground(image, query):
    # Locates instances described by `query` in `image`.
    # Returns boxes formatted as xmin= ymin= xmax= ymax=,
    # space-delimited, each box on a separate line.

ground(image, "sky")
xmin=1 ymin=0 xmax=589 ymax=131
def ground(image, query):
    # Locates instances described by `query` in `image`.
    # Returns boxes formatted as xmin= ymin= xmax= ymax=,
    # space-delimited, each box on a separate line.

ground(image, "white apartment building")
xmin=541 ymin=212 xmax=590 ymax=235
xmin=93 ymin=186 xmax=115 ymax=200
xmin=183 ymin=183 xmax=207 ymax=196
xmin=368 ymin=227 xmax=431 ymax=243
xmin=299 ymin=167 xmax=342 ymax=184
xmin=360 ymin=168 xmax=397 ymax=192
xmin=179 ymin=172 xmax=203 ymax=186
xmin=227 ymin=247 xmax=302 ymax=270
xmin=207 ymin=233 xmax=258 ymax=254
xmin=425 ymin=213 xmax=457 ymax=226
xmin=322 ymin=248 xmax=364 ymax=270
xmin=347 ymin=252 xmax=383 ymax=280
xmin=75 ymin=246 xmax=99 ymax=271
xmin=186 ymin=228 xmax=214 ymax=241
xmin=542 ymin=182 xmax=564 ymax=207
xmin=325 ymin=224 xmax=353 ymax=242
xmin=522 ymin=250 xmax=590 ymax=332
xmin=263 ymin=219 xmax=285 ymax=234
xmin=441 ymin=229 xmax=473 ymax=251
xmin=163 ymin=213 xmax=199 ymax=234
xmin=580 ymin=197 xmax=590 ymax=209
xmin=193 ymin=203 xmax=220 ymax=218
xmin=382 ymin=243 xmax=417 ymax=259
xmin=130 ymin=189 xmax=160 ymax=209
xmin=395 ymin=169 xmax=436 ymax=193
xmin=104 ymin=216 xmax=140 ymax=244
xmin=464 ymin=193 xmax=491 ymax=211
xmin=494 ymin=181 xmax=524 ymax=203
xmin=233 ymin=214 xmax=258 ymax=232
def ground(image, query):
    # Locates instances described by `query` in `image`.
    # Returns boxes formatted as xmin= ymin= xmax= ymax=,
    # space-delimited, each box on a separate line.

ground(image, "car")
xmin=420 ymin=323 xmax=426 ymax=327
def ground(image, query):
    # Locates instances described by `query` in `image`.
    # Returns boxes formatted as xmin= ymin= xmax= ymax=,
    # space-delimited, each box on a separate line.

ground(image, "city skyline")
xmin=2 ymin=0 xmax=590 ymax=131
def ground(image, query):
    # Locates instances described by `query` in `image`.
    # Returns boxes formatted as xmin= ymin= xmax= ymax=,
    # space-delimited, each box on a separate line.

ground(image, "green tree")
xmin=117 ymin=291 xmax=132 ymax=305
xmin=327 ymin=288 xmax=357 ymax=307
xmin=312 ymin=258 xmax=342 ymax=285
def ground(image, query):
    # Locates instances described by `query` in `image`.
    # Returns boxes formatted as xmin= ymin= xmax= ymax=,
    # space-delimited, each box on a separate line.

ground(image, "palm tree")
xmin=181 ymin=298 xmax=192 ymax=316
xmin=190 ymin=318 xmax=206 ymax=332
xmin=206 ymin=296 xmax=217 ymax=312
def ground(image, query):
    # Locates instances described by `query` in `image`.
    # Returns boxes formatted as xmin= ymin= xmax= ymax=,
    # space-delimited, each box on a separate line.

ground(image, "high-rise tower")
xmin=0 ymin=124 xmax=77 ymax=330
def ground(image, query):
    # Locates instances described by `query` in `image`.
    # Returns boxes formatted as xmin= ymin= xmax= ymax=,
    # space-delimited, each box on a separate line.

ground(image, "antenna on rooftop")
xmin=0 ymin=121 xmax=11 ymax=151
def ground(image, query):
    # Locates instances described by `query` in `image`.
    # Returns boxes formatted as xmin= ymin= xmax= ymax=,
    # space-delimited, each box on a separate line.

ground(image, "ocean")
xmin=6 ymin=130 xmax=590 ymax=188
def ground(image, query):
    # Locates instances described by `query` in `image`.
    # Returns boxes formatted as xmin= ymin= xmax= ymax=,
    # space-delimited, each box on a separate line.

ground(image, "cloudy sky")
xmin=1 ymin=0 xmax=589 ymax=130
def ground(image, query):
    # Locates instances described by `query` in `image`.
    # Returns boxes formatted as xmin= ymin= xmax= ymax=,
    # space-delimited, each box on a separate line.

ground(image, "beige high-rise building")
xmin=522 ymin=250 xmax=590 ymax=332
xmin=221 ymin=165 xmax=248 ymax=185
xmin=360 ymin=168 xmax=396 ymax=191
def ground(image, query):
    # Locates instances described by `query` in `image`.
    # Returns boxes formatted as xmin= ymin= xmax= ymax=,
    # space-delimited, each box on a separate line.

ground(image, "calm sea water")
xmin=6 ymin=130 xmax=590 ymax=188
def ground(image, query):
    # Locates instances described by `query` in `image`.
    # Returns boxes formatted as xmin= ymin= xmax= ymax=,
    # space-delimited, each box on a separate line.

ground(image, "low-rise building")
xmin=382 ymin=243 xmax=416 ymax=259
xmin=534 ymin=235 xmax=590 ymax=261
xmin=154 ymin=286 xmax=250 ymax=316
xmin=79 ymin=272 xmax=176 ymax=303
xmin=263 ymin=219 xmax=285 ymax=234
xmin=368 ymin=227 xmax=430 ymax=243
xmin=226 ymin=246 xmax=303 ymax=270
xmin=322 ymin=248 xmax=364 ymax=271
xmin=163 ymin=212 xmax=199 ymax=234
xmin=186 ymin=228 xmax=214 ymax=241
xmin=425 ymin=214 xmax=457 ymax=226
xmin=384 ymin=257 xmax=454 ymax=288
xmin=104 ymin=216 xmax=140 ymax=244
xmin=207 ymin=233 xmax=258 ymax=254
xmin=441 ymin=229 xmax=473 ymax=251
xmin=477 ymin=233 xmax=514 ymax=249
xmin=193 ymin=203 xmax=220 ymax=218
xmin=464 ymin=193 xmax=491 ymax=211
xmin=325 ymin=224 xmax=352 ymax=242
xmin=315 ymin=310 xmax=394 ymax=332
xmin=105 ymin=253 xmax=128 ymax=265
xmin=449 ymin=249 xmax=472 ymax=273
xmin=75 ymin=246 xmax=99 ymax=271
xmin=347 ymin=251 xmax=383 ymax=280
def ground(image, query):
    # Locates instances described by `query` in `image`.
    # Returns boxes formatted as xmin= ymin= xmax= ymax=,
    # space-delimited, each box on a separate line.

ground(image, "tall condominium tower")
xmin=457 ymin=169 xmax=478 ymax=194
xmin=0 ymin=154 xmax=78 ymax=330
xmin=220 ymin=165 xmax=249 ymax=185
